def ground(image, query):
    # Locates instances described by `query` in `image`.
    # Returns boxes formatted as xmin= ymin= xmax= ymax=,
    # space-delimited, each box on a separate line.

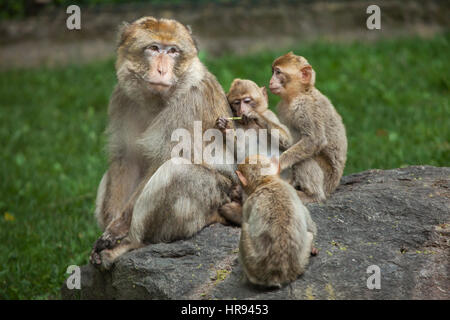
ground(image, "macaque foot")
xmin=93 ymin=231 xmax=126 ymax=252
xmin=89 ymin=248 xmax=115 ymax=271
xmin=90 ymin=231 xmax=127 ymax=268
xmin=89 ymin=250 xmax=102 ymax=266
xmin=90 ymin=237 xmax=141 ymax=271
xmin=218 ymin=201 xmax=242 ymax=226
xmin=311 ymin=247 xmax=319 ymax=256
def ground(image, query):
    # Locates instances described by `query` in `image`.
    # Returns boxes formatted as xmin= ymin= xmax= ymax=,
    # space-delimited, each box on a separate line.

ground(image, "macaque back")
xmin=237 ymin=155 xmax=316 ymax=288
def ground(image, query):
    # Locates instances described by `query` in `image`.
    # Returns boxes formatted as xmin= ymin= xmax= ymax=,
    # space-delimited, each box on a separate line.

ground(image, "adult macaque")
xmin=269 ymin=52 xmax=347 ymax=203
xmin=91 ymin=17 xmax=238 ymax=270
xmin=236 ymin=155 xmax=317 ymax=288
xmin=215 ymin=79 xmax=292 ymax=223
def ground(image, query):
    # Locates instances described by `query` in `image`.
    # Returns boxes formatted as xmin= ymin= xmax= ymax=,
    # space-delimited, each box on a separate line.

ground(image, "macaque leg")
xmin=94 ymin=159 xmax=142 ymax=230
xmin=128 ymin=158 xmax=233 ymax=244
xmin=292 ymin=159 xmax=326 ymax=203
xmin=92 ymin=158 xmax=233 ymax=270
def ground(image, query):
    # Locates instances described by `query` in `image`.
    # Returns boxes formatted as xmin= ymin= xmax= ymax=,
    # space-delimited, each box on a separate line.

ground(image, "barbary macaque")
xmin=217 ymin=78 xmax=292 ymax=156
xmin=90 ymin=17 xmax=239 ymax=270
xmin=236 ymin=155 xmax=317 ymax=288
xmin=270 ymin=52 xmax=347 ymax=203
xmin=215 ymin=79 xmax=293 ymax=223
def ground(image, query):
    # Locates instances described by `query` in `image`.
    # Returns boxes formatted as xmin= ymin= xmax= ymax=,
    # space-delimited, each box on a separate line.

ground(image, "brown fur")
xmin=216 ymin=79 xmax=293 ymax=224
xmin=226 ymin=79 xmax=292 ymax=150
xmin=270 ymin=52 xmax=347 ymax=203
xmin=91 ymin=17 xmax=237 ymax=270
xmin=237 ymin=155 xmax=317 ymax=288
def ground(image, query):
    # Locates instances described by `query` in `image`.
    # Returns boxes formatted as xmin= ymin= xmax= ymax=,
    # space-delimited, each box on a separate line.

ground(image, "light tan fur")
xmin=91 ymin=17 xmax=237 ymax=270
xmin=226 ymin=79 xmax=292 ymax=153
xmin=270 ymin=52 xmax=347 ymax=203
xmin=215 ymin=79 xmax=293 ymax=225
xmin=237 ymin=155 xmax=317 ymax=288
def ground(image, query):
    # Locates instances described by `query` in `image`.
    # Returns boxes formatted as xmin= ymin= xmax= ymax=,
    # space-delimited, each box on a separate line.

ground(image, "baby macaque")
xmin=217 ymin=78 xmax=292 ymax=158
xmin=270 ymin=52 xmax=347 ymax=203
xmin=215 ymin=79 xmax=293 ymax=224
xmin=236 ymin=155 xmax=317 ymax=288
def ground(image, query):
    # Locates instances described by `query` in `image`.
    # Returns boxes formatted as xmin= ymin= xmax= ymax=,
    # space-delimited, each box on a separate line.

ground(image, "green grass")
xmin=0 ymin=34 xmax=449 ymax=299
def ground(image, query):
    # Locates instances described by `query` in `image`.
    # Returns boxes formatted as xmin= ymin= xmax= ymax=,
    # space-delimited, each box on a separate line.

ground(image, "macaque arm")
xmin=259 ymin=110 xmax=293 ymax=150
xmin=100 ymin=156 xmax=142 ymax=227
xmin=280 ymin=121 xmax=327 ymax=170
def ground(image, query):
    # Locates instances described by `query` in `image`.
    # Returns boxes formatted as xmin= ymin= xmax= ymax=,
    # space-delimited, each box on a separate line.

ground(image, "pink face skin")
xmin=144 ymin=43 xmax=180 ymax=93
xmin=230 ymin=97 xmax=253 ymax=117
xmin=269 ymin=66 xmax=283 ymax=95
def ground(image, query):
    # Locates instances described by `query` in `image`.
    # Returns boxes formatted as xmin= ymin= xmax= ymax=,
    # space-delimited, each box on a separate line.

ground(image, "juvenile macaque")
xmin=90 ymin=17 xmax=238 ymax=270
xmin=217 ymin=78 xmax=292 ymax=156
xmin=215 ymin=79 xmax=293 ymax=223
xmin=270 ymin=52 xmax=347 ymax=203
xmin=236 ymin=155 xmax=317 ymax=288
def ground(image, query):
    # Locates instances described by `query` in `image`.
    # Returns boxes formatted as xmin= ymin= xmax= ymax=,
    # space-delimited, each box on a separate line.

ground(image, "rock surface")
xmin=61 ymin=166 xmax=449 ymax=300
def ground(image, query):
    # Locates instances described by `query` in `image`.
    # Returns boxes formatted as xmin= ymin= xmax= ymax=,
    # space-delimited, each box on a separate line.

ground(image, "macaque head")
xmin=227 ymin=79 xmax=269 ymax=120
xmin=269 ymin=52 xmax=315 ymax=98
xmin=236 ymin=155 xmax=280 ymax=190
xmin=116 ymin=17 xmax=198 ymax=97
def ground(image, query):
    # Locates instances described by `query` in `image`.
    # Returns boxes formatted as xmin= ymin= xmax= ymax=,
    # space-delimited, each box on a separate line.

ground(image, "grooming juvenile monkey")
xmin=236 ymin=155 xmax=317 ymax=288
xmin=270 ymin=52 xmax=347 ymax=203
xmin=215 ymin=79 xmax=293 ymax=222
xmin=90 ymin=17 xmax=238 ymax=270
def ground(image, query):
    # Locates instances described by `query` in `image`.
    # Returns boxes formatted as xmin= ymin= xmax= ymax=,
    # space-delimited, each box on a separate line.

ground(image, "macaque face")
xmin=142 ymin=42 xmax=180 ymax=92
xmin=270 ymin=52 xmax=313 ymax=97
xmin=116 ymin=17 xmax=197 ymax=96
xmin=269 ymin=65 xmax=288 ymax=96
xmin=227 ymin=79 xmax=268 ymax=119
xmin=230 ymin=96 xmax=255 ymax=117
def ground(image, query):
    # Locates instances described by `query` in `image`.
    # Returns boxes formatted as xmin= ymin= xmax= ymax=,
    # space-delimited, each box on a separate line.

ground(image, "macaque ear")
xmin=300 ymin=66 xmax=313 ymax=85
xmin=235 ymin=170 xmax=248 ymax=187
xmin=260 ymin=86 xmax=268 ymax=102
xmin=270 ymin=156 xmax=280 ymax=175
xmin=117 ymin=21 xmax=131 ymax=46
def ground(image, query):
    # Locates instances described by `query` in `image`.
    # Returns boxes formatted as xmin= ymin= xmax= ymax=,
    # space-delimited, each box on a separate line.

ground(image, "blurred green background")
xmin=0 ymin=0 xmax=449 ymax=299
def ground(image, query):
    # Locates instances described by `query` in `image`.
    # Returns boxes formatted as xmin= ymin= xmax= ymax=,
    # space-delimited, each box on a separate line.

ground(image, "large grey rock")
xmin=61 ymin=166 xmax=449 ymax=300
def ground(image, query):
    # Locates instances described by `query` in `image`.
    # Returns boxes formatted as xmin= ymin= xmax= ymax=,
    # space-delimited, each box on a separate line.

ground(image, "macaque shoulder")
xmin=198 ymin=72 xmax=232 ymax=127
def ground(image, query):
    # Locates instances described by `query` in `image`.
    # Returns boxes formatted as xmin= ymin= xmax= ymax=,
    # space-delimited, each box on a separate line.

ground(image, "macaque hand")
xmin=215 ymin=116 xmax=231 ymax=133
xmin=242 ymin=111 xmax=260 ymax=126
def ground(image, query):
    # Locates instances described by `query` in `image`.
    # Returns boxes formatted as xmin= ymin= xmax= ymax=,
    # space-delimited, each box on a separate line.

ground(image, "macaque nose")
xmin=240 ymin=102 xmax=250 ymax=115
xmin=158 ymin=67 xmax=166 ymax=76
xmin=156 ymin=54 xmax=169 ymax=77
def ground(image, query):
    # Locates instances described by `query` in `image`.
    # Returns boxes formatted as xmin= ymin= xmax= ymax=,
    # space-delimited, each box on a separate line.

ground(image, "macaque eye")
xmin=145 ymin=45 xmax=159 ymax=54
xmin=167 ymin=47 xmax=180 ymax=56
xmin=243 ymin=98 xmax=252 ymax=104
xmin=233 ymin=100 xmax=240 ymax=106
